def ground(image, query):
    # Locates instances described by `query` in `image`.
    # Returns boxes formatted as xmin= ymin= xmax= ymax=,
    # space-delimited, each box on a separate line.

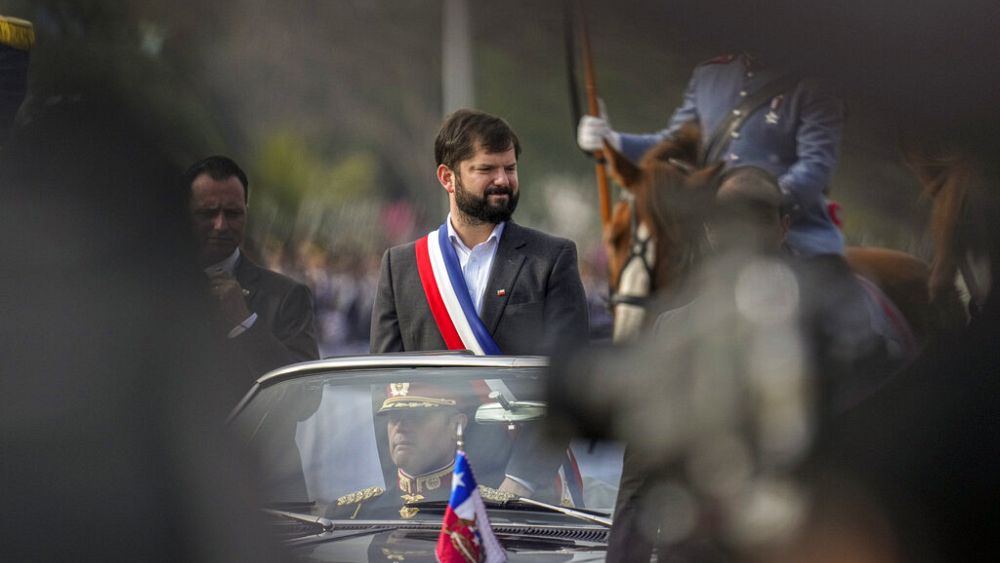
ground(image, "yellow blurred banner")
xmin=0 ymin=16 xmax=33 ymax=51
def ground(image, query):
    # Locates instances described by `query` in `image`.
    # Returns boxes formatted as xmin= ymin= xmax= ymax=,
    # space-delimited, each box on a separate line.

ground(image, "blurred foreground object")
xmin=0 ymin=15 xmax=32 ymax=144
xmin=550 ymin=147 xmax=1000 ymax=561
xmin=550 ymin=127 xmax=965 ymax=560
xmin=783 ymin=154 xmax=1000 ymax=563
xmin=0 ymin=90 xmax=288 ymax=561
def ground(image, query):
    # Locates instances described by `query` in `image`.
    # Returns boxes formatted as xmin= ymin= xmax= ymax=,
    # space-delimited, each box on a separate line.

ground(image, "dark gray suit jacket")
xmin=369 ymin=221 xmax=589 ymax=497
xmin=370 ymin=221 xmax=589 ymax=355
xmin=232 ymin=255 xmax=320 ymax=379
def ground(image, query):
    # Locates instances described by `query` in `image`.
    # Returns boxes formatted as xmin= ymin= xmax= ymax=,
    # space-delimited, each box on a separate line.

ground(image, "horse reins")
xmin=609 ymin=158 xmax=698 ymax=310
xmin=609 ymin=191 xmax=657 ymax=309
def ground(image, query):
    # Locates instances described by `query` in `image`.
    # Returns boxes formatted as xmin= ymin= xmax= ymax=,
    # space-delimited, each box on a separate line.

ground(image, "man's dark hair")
xmin=184 ymin=155 xmax=250 ymax=203
xmin=434 ymin=109 xmax=521 ymax=171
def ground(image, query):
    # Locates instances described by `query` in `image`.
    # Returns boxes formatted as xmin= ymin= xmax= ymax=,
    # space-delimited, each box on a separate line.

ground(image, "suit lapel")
xmin=480 ymin=222 xmax=527 ymax=336
xmin=233 ymin=251 xmax=261 ymax=303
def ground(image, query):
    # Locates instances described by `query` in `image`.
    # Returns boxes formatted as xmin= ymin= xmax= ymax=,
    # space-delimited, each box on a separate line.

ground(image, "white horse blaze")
xmin=613 ymin=223 xmax=655 ymax=343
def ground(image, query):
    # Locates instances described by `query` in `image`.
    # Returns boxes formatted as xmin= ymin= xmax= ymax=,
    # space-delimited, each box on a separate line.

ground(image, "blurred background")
xmin=0 ymin=0 xmax=949 ymax=355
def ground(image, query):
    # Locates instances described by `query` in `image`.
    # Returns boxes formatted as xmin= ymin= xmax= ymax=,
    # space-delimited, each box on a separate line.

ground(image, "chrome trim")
xmin=254 ymin=353 xmax=550 ymax=387
xmin=285 ymin=519 xmax=611 ymax=547
xmin=263 ymin=508 xmax=334 ymax=532
xmin=226 ymin=382 xmax=261 ymax=425
xmin=514 ymin=497 xmax=613 ymax=527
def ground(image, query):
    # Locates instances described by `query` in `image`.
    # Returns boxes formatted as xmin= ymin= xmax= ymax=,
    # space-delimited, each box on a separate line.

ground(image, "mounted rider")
xmin=578 ymin=52 xmax=845 ymax=259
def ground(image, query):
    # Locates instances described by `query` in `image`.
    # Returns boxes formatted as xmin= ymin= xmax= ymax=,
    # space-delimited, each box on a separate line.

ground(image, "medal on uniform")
xmin=400 ymin=493 xmax=424 ymax=519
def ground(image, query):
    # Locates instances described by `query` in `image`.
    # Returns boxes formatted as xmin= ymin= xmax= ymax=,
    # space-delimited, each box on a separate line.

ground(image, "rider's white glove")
xmin=577 ymin=104 xmax=622 ymax=153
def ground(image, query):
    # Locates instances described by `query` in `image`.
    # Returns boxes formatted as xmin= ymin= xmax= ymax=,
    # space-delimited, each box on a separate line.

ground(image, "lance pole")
xmin=576 ymin=2 xmax=612 ymax=226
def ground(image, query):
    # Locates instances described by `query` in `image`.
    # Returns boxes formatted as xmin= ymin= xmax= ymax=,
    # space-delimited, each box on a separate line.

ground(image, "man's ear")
xmin=604 ymin=141 xmax=642 ymax=192
xmin=437 ymin=163 xmax=456 ymax=194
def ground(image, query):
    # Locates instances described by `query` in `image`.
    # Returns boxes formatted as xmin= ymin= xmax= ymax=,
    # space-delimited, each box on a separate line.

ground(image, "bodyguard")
xmin=186 ymin=156 xmax=320 ymax=381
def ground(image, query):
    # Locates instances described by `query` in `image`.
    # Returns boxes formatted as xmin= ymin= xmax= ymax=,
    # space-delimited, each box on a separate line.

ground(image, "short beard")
xmin=454 ymin=173 xmax=518 ymax=225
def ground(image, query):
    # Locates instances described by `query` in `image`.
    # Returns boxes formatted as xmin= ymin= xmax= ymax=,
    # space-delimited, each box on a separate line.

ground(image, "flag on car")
xmin=436 ymin=449 xmax=506 ymax=563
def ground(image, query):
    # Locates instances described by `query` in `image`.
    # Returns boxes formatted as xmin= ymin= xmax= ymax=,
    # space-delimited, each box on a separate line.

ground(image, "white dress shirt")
xmin=446 ymin=215 xmax=505 ymax=315
xmin=447 ymin=218 xmax=536 ymax=492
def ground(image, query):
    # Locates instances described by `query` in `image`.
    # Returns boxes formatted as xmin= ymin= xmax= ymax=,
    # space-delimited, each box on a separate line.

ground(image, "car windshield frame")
xmin=228 ymin=353 xmax=623 ymax=525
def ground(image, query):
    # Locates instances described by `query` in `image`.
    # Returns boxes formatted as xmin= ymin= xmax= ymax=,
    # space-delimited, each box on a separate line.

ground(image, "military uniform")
xmin=329 ymin=381 xmax=516 ymax=520
xmin=619 ymin=53 xmax=846 ymax=257
xmin=326 ymin=463 xmax=514 ymax=520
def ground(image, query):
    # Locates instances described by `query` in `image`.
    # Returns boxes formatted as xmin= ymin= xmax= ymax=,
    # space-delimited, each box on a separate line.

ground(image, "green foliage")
xmin=255 ymin=131 xmax=377 ymax=212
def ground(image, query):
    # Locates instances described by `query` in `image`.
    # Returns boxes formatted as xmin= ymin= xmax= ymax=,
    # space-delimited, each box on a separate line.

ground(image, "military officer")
xmin=579 ymin=52 xmax=846 ymax=258
xmin=326 ymin=382 xmax=513 ymax=520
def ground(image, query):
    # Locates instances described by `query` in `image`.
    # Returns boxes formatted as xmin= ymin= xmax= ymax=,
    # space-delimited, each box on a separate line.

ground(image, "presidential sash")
xmin=415 ymin=223 xmax=502 ymax=356
xmin=415 ymin=222 xmax=586 ymax=506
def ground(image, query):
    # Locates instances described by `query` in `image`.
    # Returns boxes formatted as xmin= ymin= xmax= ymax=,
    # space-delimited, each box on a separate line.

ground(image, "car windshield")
xmin=230 ymin=362 xmax=623 ymax=523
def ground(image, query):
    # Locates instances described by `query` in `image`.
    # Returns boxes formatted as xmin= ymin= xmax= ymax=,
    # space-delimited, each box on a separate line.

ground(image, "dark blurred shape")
xmin=643 ymin=0 xmax=1000 ymax=140
xmin=0 ymin=90 xmax=289 ymax=560
xmin=549 ymin=150 xmax=1000 ymax=560
xmin=796 ymin=156 xmax=1000 ymax=563
xmin=0 ymin=16 xmax=32 ymax=143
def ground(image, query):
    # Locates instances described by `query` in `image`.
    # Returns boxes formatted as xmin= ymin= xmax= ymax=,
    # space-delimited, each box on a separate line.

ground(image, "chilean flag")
xmin=436 ymin=450 xmax=506 ymax=563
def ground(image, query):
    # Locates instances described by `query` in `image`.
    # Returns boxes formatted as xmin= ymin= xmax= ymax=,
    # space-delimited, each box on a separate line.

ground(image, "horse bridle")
xmin=608 ymin=157 xmax=699 ymax=311
xmin=609 ymin=191 xmax=656 ymax=309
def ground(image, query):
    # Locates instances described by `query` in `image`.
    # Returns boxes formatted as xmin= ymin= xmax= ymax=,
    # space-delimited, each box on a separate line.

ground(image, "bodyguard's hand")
xmin=208 ymin=270 xmax=252 ymax=327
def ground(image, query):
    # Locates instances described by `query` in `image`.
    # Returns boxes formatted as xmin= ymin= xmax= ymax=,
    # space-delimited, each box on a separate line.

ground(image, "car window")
xmin=231 ymin=366 xmax=623 ymax=521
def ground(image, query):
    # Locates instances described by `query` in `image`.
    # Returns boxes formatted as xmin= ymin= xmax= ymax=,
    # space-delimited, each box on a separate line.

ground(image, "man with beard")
xmin=370 ymin=109 xmax=588 ymax=498
xmin=371 ymin=109 xmax=589 ymax=356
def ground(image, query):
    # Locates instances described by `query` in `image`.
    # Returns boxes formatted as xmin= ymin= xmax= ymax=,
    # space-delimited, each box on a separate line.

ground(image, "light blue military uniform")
xmin=618 ymin=53 xmax=846 ymax=257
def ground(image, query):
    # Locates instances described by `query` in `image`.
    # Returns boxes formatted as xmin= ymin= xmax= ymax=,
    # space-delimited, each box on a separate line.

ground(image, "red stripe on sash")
xmin=415 ymin=235 xmax=465 ymax=350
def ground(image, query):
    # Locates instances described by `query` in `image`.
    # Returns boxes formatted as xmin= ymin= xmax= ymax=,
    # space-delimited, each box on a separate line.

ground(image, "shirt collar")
xmin=446 ymin=214 xmax=505 ymax=252
xmin=204 ymin=248 xmax=241 ymax=275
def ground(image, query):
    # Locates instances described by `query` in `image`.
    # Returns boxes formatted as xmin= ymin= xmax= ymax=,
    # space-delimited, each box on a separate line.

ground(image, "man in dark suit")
xmin=371 ymin=109 xmax=589 ymax=356
xmin=370 ymin=109 xmax=589 ymax=498
xmin=186 ymin=156 xmax=320 ymax=381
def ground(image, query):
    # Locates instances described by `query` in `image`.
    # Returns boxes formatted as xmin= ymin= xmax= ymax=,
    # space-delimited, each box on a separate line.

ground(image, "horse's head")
xmin=901 ymin=136 xmax=1000 ymax=313
xmin=603 ymin=124 xmax=723 ymax=341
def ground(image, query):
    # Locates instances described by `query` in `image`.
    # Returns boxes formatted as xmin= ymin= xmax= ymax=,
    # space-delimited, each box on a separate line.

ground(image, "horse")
xmin=601 ymin=125 xmax=964 ymax=355
xmin=900 ymin=137 xmax=998 ymax=318
xmin=589 ymin=125 xmax=971 ymax=560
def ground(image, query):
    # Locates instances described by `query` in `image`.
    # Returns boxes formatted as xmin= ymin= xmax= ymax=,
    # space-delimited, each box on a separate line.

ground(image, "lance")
xmin=565 ymin=1 xmax=611 ymax=226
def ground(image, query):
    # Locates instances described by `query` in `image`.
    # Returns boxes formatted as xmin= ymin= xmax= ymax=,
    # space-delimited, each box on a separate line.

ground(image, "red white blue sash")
xmin=416 ymin=223 xmax=502 ymax=356
xmin=416 ymin=223 xmax=586 ymax=506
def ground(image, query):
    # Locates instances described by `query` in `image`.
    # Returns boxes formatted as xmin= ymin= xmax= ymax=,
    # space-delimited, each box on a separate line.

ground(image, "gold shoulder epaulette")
xmin=478 ymin=485 xmax=516 ymax=503
xmin=0 ymin=16 xmax=33 ymax=51
xmin=337 ymin=486 xmax=385 ymax=506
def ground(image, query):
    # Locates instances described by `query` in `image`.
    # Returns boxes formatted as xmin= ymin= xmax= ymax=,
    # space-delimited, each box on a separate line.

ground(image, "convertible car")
xmin=229 ymin=353 xmax=624 ymax=562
